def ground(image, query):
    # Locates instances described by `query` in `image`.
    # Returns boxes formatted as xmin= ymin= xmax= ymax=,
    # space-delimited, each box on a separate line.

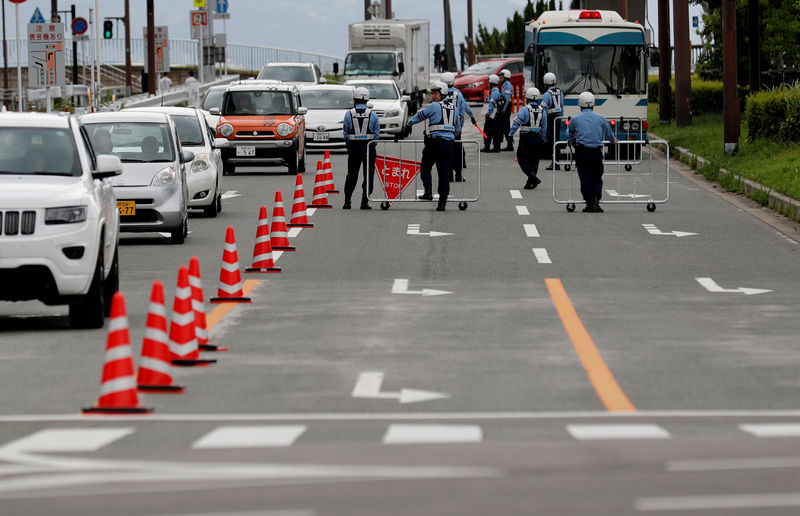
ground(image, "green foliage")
xmin=475 ymin=22 xmax=504 ymax=55
xmin=744 ymin=82 xmax=800 ymax=142
xmin=648 ymin=75 xmax=749 ymax=115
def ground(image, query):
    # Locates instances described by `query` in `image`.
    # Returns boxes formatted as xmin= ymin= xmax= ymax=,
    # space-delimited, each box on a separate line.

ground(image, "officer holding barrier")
xmin=509 ymin=87 xmax=547 ymax=190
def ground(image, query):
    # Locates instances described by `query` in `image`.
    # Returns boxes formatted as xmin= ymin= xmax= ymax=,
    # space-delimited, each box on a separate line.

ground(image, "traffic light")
xmin=103 ymin=20 xmax=113 ymax=39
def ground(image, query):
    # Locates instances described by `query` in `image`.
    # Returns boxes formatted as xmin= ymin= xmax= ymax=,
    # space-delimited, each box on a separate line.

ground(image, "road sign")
xmin=190 ymin=10 xmax=210 ymax=39
xmin=194 ymin=0 xmax=206 ymax=6
xmin=692 ymin=16 xmax=699 ymax=28
xmin=71 ymin=17 xmax=87 ymax=35
xmin=216 ymin=0 xmax=228 ymax=14
xmin=214 ymin=12 xmax=230 ymax=20
xmin=375 ymin=155 xmax=421 ymax=201
xmin=29 ymin=7 xmax=45 ymax=23
xmin=27 ymin=22 xmax=65 ymax=87
xmin=8 ymin=0 xmax=27 ymax=4
xmin=143 ymin=26 xmax=169 ymax=74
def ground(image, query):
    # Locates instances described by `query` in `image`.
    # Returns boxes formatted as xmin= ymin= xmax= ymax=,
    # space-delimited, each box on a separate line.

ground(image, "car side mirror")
xmin=297 ymin=106 xmax=308 ymax=115
xmin=209 ymin=107 xmax=221 ymax=116
xmin=401 ymin=95 xmax=411 ymax=102
xmin=333 ymin=63 xmax=339 ymax=75
xmin=93 ymin=154 xmax=122 ymax=179
xmin=181 ymin=150 xmax=195 ymax=164
xmin=398 ymin=62 xmax=405 ymax=74
xmin=212 ymin=138 xmax=229 ymax=149
xmin=319 ymin=77 xmax=327 ymax=84
xmin=648 ymin=47 xmax=660 ymax=67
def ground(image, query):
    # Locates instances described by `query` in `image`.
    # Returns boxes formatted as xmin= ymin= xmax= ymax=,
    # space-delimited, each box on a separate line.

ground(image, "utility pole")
xmin=385 ymin=0 xmax=391 ymax=19
xmin=71 ymin=4 xmax=77 ymax=86
xmin=364 ymin=0 xmax=371 ymax=20
xmin=673 ymin=0 xmax=691 ymax=128
xmin=2 ymin=0 xmax=7 ymax=93
xmin=443 ymin=0 xmax=455 ymax=71
xmin=124 ymin=0 xmax=131 ymax=95
xmin=467 ymin=0 xmax=475 ymax=65
xmin=617 ymin=0 xmax=627 ymax=20
xmin=657 ymin=0 xmax=670 ymax=123
xmin=51 ymin=0 xmax=58 ymax=21
xmin=146 ymin=0 xmax=155 ymax=94
xmin=722 ymin=0 xmax=739 ymax=154
xmin=747 ymin=0 xmax=760 ymax=92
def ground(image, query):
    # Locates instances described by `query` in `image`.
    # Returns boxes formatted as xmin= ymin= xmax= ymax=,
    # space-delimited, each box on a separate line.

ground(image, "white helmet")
xmin=543 ymin=72 xmax=557 ymax=85
xmin=578 ymin=91 xmax=595 ymax=108
xmin=488 ymin=74 xmax=499 ymax=85
xmin=354 ymin=87 xmax=370 ymax=102
xmin=442 ymin=72 xmax=455 ymax=86
xmin=525 ymin=87 xmax=541 ymax=101
xmin=500 ymin=69 xmax=511 ymax=79
xmin=430 ymin=81 xmax=448 ymax=94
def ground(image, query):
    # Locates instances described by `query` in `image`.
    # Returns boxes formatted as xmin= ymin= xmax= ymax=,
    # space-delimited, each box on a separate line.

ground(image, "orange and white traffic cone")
xmin=246 ymin=206 xmax=281 ymax=273
xmin=323 ymin=149 xmax=339 ymax=193
xmin=137 ymin=280 xmax=185 ymax=393
xmin=287 ymin=173 xmax=313 ymax=228
xmin=190 ymin=256 xmax=227 ymax=352
xmin=170 ymin=265 xmax=216 ymax=367
xmin=310 ymin=161 xmax=333 ymax=209
xmin=83 ymin=292 xmax=153 ymax=413
xmin=270 ymin=190 xmax=296 ymax=251
xmin=209 ymin=226 xmax=252 ymax=304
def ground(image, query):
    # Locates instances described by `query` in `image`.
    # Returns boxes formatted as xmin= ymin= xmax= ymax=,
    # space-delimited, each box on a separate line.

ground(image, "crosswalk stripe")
xmin=566 ymin=424 xmax=670 ymax=440
xmin=382 ymin=424 xmax=483 ymax=445
xmin=739 ymin=423 xmax=800 ymax=437
xmin=0 ymin=428 xmax=134 ymax=454
xmin=191 ymin=425 xmax=307 ymax=449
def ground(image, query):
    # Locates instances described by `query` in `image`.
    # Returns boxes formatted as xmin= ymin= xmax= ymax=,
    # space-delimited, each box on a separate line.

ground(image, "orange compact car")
xmin=212 ymin=82 xmax=307 ymax=175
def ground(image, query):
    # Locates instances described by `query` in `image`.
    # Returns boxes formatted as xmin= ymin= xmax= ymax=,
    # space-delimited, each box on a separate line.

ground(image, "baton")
xmin=475 ymin=124 xmax=487 ymax=139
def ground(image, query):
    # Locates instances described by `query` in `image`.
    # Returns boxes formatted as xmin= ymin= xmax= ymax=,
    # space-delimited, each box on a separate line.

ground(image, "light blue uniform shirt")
xmin=509 ymin=102 xmax=547 ymax=138
xmin=501 ymin=81 xmax=513 ymax=112
xmin=408 ymin=101 xmax=455 ymax=140
xmin=541 ymin=86 xmax=563 ymax=115
xmin=568 ymin=109 xmax=615 ymax=148
xmin=447 ymin=87 xmax=474 ymax=133
xmin=342 ymin=104 xmax=380 ymax=141
xmin=486 ymin=86 xmax=502 ymax=118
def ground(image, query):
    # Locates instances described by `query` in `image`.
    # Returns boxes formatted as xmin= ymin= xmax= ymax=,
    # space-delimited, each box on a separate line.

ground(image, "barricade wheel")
xmin=458 ymin=202 xmax=468 ymax=211
xmin=647 ymin=202 xmax=656 ymax=213
xmin=380 ymin=201 xmax=391 ymax=211
xmin=566 ymin=203 xmax=576 ymax=212
xmin=625 ymin=164 xmax=632 ymax=171
xmin=565 ymin=164 xmax=571 ymax=171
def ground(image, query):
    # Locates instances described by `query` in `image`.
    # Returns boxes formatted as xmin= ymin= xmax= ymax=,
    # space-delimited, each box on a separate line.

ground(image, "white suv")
xmin=0 ymin=112 xmax=123 ymax=328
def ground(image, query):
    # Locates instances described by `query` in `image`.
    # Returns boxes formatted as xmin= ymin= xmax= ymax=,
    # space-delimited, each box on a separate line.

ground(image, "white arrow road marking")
xmin=406 ymin=224 xmax=453 ymax=237
xmin=383 ymin=424 xmax=482 ymax=444
xmin=516 ymin=206 xmax=530 ymax=216
xmin=532 ymin=248 xmax=551 ymax=264
xmin=192 ymin=426 xmax=307 ymax=449
xmin=221 ymin=190 xmax=240 ymax=200
xmin=391 ymin=279 xmax=451 ymax=297
xmin=523 ymin=224 xmax=540 ymax=237
xmin=606 ymin=189 xmax=649 ymax=199
xmin=510 ymin=189 xmax=522 ymax=199
xmin=696 ymin=277 xmax=772 ymax=295
xmin=352 ymin=372 xmax=450 ymax=404
xmin=642 ymin=224 xmax=697 ymax=238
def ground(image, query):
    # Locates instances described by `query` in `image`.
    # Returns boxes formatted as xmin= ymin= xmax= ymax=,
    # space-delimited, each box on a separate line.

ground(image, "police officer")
xmin=483 ymin=74 xmax=503 ymax=152
xmin=509 ymin=87 xmax=547 ymax=190
xmin=567 ymin=91 xmax=618 ymax=213
xmin=540 ymin=72 xmax=563 ymax=170
xmin=342 ymin=87 xmax=381 ymax=210
xmin=498 ymin=69 xmax=514 ymax=151
xmin=442 ymin=71 xmax=476 ymax=182
xmin=407 ymin=81 xmax=456 ymax=211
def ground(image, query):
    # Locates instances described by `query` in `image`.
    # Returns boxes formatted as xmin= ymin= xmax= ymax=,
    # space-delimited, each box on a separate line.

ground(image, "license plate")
xmin=313 ymin=132 xmax=329 ymax=142
xmin=117 ymin=200 xmax=135 ymax=216
xmin=236 ymin=146 xmax=256 ymax=157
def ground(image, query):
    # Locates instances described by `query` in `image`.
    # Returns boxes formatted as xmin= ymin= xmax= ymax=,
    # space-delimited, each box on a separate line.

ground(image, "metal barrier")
xmin=366 ymin=139 xmax=481 ymax=211
xmin=552 ymin=139 xmax=669 ymax=212
xmin=553 ymin=115 xmax=647 ymax=170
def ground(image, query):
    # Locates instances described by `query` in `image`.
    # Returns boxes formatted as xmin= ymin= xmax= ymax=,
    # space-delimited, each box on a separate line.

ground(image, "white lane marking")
xmin=352 ymin=372 xmax=450 ymax=404
xmin=416 ymin=189 xmax=440 ymax=199
xmin=523 ymin=224 xmax=540 ymax=238
xmin=221 ymin=190 xmax=240 ymax=200
xmin=635 ymin=492 xmax=800 ymax=512
xmin=606 ymin=189 xmax=648 ymax=199
xmin=391 ymin=278 xmax=451 ymax=297
xmin=383 ymin=424 xmax=482 ymax=445
xmin=287 ymin=227 xmax=302 ymax=238
xmin=307 ymin=208 xmax=317 ymax=216
xmin=668 ymin=456 xmax=800 ymax=472
xmin=642 ymin=223 xmax=697 ymax=238
xmin=510 ymin=190 xmax=522 ymax=199
xmin=0 ymin=428 xmax=134 ymax=455
xmin=151 ymin=512 xmax=315 ymax=516
xmin=696 ymin=277 xmax=772 ymax=295
xmin=516 ymin=205 xmax=530 ymax=216
xmin=158 ymin=231 xmax=193 ymax=238
xmin=740 ymin=423 xmax=800 ymax=437
xmin=532 ymin=248 xmax=551 ymax=264
xmin=566 ymin=424 xmax=670 ymax=440
xmin=191 ymin=425 xmax=307 ymax=449
xmin=406 ymin=224 xmax=453 ymax=237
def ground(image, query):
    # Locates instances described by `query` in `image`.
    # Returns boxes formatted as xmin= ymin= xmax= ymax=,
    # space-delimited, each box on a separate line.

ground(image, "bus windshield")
xmin=537 ymin=45 xmax=644 ymax=95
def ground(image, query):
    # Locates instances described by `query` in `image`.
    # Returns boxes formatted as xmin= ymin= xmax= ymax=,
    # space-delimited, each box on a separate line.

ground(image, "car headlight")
xmin=621 ymin=121 xmax=630 ymax=131
xmin=276 ymin=123 xmax=295 ymax=137
xmin=191 ymin=153 xmax=211 ymax=173
xmin=630 ymin=121 xmax=640 ymax=131
xmin=45 ymin=205 xmax=86 ymax=225
xmin=151 ymin=166 xmax=177 ymax=186
xmin=218 ymin=123 xmax=234 ymax=137
xmin=467 ymin=82 xmax=483 ymax=88
xmin=386 ymin=108 xmax=401 ymax=118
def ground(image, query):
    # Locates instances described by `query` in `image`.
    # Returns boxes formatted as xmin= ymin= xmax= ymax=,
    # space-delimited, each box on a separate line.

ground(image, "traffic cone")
xmin=170 ymin=265 xmax=216 ymax=367
xmin=270 ymin=190 xmax=296 ymax=251
xmin=137 ymin=280 xmax=185 ymax=393
xmin=310 ymin=161 xmax=333 ymax=209
xmin=190 ymin=256 xmax=227 ymax=352
xmin=323 ymin=149 xmax=339 ymax=193
xmin=83 ymin=292 xmax=153 ymax=413
xmin=209 ymin=226 xmax=252 ymax=303
xmin=246 ymin=206 xmax=281 ymax=273
xmin=287 ymin=173 xmax=313 ymax=228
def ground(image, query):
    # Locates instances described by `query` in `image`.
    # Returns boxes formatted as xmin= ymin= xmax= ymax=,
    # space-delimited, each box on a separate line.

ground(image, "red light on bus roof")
xmin=579 ymin=11 xmax=602 ymax=20
xmin=610 ymin=120 xmax=616 ymax=126
xmin=643 ymin=121 xmax=649 ymax=130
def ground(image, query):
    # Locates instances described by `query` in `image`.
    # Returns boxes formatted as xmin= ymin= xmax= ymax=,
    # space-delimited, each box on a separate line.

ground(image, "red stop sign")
xmin=8 ymin=0 xmax=27 ymax=4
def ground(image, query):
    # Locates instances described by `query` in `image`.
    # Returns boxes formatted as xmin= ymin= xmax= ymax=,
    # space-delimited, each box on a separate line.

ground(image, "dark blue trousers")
xmin=419 ymin=136 xmax=453 ymax=198
xmin=345 ymin=141 xmax=376 ymax=203
xmin=517 ymin=132 xmax=543 ymax=179
xmin=574 ymin=144 xmax=604 ymax=202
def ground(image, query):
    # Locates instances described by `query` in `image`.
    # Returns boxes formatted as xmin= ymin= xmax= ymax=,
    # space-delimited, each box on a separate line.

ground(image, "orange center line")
xmin=206 ymin=279 xmax=261 ymax=330
xmin=545 ymin=278 xmax=636 ymax=412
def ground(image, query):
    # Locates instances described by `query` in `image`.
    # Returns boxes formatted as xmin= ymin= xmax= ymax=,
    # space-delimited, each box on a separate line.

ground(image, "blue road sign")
xmin=216 ymin=0 xmax=228 ymax=14
xmin=692 ymin=16 xmax=699 ymax=28
xmin=71 ymin=17 xmax=88 ymax=35
xmin=30 ymin=7 xmax=46 ymax=24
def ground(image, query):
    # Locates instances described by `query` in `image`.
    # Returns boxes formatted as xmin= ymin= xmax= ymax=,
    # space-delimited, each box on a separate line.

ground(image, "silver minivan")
xmin=81 ymin=111 xmax=193 ymax=244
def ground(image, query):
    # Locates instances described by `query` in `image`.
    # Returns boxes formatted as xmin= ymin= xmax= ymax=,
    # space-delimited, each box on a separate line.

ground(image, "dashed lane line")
xmin=567 ymin=424 xmax=669 ymax=440
xmin=191 ymin=425 xmax=308 ymax=449
xmin=524 ymin=224 xmax=540 ymax=238
xmin=516 ymin=205 xmax=530 ymax=216
xmin=510 ymin=190 xmax=522 ymax=199
xmin=532 ymin=248 xmax=551 ymax=264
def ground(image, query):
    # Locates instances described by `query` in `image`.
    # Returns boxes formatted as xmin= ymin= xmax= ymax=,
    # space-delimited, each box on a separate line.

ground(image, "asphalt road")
xmin=1 ymin=118 xmax=800 ymax=515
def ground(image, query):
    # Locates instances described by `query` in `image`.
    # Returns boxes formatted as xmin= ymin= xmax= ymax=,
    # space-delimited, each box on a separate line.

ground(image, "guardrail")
xmin=108 ymin=74 xmax=240 ymax=111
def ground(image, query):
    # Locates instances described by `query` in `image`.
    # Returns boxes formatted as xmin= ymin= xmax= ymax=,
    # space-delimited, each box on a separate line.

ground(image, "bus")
xmin=524 ymin=10 xmax=651 ymax=163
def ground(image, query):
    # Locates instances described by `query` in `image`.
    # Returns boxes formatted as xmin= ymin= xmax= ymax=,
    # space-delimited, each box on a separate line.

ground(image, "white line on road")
xmin=567 ymin=424 xmax=670 ymax=440
xmin=642 ymin=223 xmax=697 ymax=238
xmin=523 ymin=224 xmax=540 ymax=237
xmin=221 ymin=191 xmax=240 ymax=200
xmin=0 ymin=428 xmax=134 ymax=454
xmin=383 ymin=424 xmax=482 ymax=445
xmin=307 ymin=208 xmax=317 ymax=216
xmin=391 ymin=279 xmax=452 ymax=297
xmin=191 ymin=426 xmax=307 ymax=449
xmin=635 ymin=492 xmax=800 ymax=512
xmin=510 ymin=190 xmax=522 ymax=199
xmin=150 ymin=512 xmax=315 ymax=516
xmin=696 ymin=277 xmax=772 ymax=295
xmin=287 ymin=227 xmax=302 ymax=238
xmin=739 ymin=423 xmax=800 ymax=437
xmin=516 ymin=205 xmax=530 ymax=216
xmin=532 ymin=248 xmax=551 ymax=264
xmin=352 ymin=372 xmax=450 ymax=404
xmin=668 ymin=456 xmax=800 ymax=472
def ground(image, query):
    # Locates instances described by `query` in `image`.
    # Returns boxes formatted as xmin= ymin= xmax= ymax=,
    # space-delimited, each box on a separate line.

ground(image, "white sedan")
xmin=344 ymin=79 xmax=410 ymax=140
xmin=299 ymin=85 xmax=355 ymax=149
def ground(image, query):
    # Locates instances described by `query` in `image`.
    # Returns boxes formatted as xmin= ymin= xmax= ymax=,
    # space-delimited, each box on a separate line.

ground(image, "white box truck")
xmin=344 ymin=19 xmax=430 ymax=113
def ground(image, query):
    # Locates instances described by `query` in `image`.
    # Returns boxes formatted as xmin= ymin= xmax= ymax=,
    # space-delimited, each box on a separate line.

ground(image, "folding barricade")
xmin=366 ymin=139 xmax=481 ymax=211
xmin=552 ymin=115 xmax=647 ymax=171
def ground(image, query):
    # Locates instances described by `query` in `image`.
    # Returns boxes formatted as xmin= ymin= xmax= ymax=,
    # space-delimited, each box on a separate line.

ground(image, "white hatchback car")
xmin=0 ymin=112 xmax=123 ymax=328
xmin=300 ymin=85 xmax=355 ymax=149
xmin=344 ymin=79 xmax=411 ymax=140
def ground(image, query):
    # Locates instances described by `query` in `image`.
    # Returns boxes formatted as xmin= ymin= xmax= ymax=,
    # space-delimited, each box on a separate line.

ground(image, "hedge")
xmin=744 ymin=82 xmax=800 ymax=142
xmin=648 ymin=76 xmax=749 ymax=116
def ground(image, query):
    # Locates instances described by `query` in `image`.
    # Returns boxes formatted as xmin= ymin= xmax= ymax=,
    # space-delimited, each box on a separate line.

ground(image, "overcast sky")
xmin=5 ymin=1 xmax=702 ymax=57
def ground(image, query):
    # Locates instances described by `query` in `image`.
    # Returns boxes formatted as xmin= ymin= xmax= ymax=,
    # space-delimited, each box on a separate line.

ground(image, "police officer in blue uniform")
xmin=342 ymin=87 xmax=381 ymax=210
xmin=540 ymin=72 xmax=563 ymax=170
xmin=567 ymin=91 xmax=618 ymax=213
xmin=442 ymin=72 xmax=476 ymax=183
xmin=483 ymin=74 xmax=503 ymax=152
xmin=407 ymin=81 xmax=456 ymax=211
xmin=499 ymin=69 xmax=515 ymax=151
xmin=509 ymin=87 xmax=547 ymax=190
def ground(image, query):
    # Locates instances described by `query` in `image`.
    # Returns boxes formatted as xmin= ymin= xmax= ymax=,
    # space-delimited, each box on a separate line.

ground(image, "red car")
xmin=454 ymin=58 xmax=526 ymax=102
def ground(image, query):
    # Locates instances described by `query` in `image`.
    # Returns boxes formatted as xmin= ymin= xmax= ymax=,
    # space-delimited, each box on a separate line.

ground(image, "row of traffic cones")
xmin=83 ymin=150 xmax=340 ymax=414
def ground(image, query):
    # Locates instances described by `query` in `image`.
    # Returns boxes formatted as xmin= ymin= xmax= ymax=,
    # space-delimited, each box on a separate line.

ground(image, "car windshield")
xmin=344 ymin=52 xmax=396 ymax=75
xmin=538 ymin=45 xmax=645 ymax=95
xmin=462 ymin=61 xmax=502 ymax=74
xmin=223 ymin=91 xmax=293 ymax=115
xmin=347 ymin=83 xmax=398 ymax=100
xmin=171 ymin=115 xmax=205 ymax=146
xmin=257 ymin=66 xmax=315 ymax=82
xmin=202 ymin=88 xmax=225 ymax=111
xmin=0 ymin=128 xmax=81 ymax=176
xmin=300 ymin=89 xmax=354 ymax=109
xmin=85 ymin=122 xmax=175 ymax=163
